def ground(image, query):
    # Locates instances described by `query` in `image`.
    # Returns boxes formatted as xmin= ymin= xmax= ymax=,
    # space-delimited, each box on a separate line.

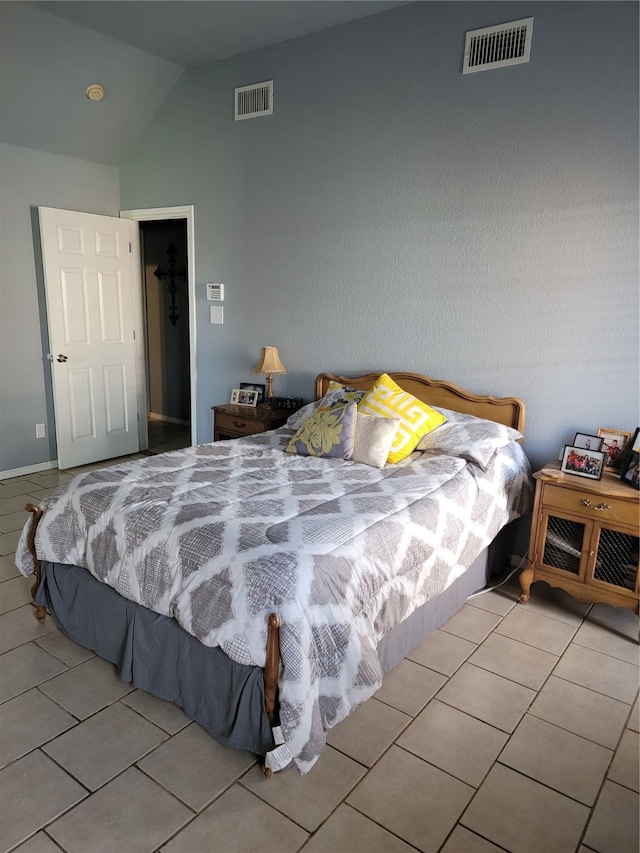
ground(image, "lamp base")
xmin=265 ymin=373 xmax=274 ymax=400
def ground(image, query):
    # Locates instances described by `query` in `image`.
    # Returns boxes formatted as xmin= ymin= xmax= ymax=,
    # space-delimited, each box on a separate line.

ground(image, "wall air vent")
xmin=463 ymin=18 xmax=533 ymax=74
xmin=234 ymin=80 xmax=273 ymax=120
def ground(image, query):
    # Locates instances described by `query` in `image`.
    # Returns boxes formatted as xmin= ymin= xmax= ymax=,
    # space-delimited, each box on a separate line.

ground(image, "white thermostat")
xmin=207 ymin=282 xmax=224 ymax=301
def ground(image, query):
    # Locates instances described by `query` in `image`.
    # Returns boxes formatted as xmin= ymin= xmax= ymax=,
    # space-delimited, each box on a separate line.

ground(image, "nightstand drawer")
xmin=215 ymin=412 xmax=264 ymax=436
xmin=544 ymin=484 xmax=639 ymax=528
xmin=212 ymin=404 xmax=291 ymax=441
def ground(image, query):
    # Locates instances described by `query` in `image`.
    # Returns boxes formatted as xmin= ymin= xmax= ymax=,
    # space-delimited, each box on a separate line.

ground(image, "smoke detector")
xmin=85 ymin=84 xmax=105 ymax=101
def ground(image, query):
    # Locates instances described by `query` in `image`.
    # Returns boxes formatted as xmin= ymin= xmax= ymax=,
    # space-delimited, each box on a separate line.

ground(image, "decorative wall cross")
xmin=154 ymin=242 xmax=186 ymax=326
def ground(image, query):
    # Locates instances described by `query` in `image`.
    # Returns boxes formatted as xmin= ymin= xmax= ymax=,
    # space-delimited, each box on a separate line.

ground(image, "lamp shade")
xmin=253 ymin=346 xmax=286 ymax=376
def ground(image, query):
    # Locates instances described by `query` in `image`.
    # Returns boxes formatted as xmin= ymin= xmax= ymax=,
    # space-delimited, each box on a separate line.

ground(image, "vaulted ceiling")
xmin=32 ymin=1 xmax=408 ymax=66
xmin=0 ymin=1 xmax=408 ymax=166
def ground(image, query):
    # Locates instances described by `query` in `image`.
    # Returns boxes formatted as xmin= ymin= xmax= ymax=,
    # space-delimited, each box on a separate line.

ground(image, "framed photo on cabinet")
xmin=560 ymin=446 xmax=605 ymax=481
xmin=573 ymin=433 xmax=603 ymax=452
xmin=620 ymin=428 xmax=640 ymax=489
xmin=230 ymin=388 xmax=259 ymax=407
xmin=597 ymin=427 xmax=632 ymax=473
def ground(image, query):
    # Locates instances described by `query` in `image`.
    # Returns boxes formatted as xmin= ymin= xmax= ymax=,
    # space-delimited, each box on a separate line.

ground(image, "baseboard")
xmin=148 ymin=413 xmax=190 ymax=426
xmin=0 ymin=459 xmax=58 ymax=480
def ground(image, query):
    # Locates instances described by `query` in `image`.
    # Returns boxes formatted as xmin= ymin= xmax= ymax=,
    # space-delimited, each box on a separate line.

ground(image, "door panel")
xmin=56 ymin=224 xmax=84 ymax=254
xmin=68 ymin=368 xmax=95 ymax=439
xmin=98 ymin=272 xmax=124 ymax=342
xmin=103 ymin=364 xmax=129 ymax=433
xmin=95 ymin=229 xmax=120 ymax=257
xmin=60 ymin=269 xmax=90 ymax=344
xmin=39 ymin=207 xmax=139 ymax=469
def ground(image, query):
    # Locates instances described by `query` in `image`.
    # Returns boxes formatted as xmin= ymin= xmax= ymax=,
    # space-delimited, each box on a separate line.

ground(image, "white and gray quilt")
xmin=16 ymin=429 xmax=532 ymax=773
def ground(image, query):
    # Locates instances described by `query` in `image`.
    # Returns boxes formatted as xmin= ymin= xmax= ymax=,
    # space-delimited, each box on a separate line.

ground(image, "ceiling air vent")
xmin=463 ymin=18 xmax=533 ymax=74
xmin=234 ymin=80 xmax=273 ymax=121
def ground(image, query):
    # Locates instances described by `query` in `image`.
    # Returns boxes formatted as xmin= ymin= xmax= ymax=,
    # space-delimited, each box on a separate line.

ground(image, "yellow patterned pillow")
xmin=358 ymin=374 xmax=446 ymax=463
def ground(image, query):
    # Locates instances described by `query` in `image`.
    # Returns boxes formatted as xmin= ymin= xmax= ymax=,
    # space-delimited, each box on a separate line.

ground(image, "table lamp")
xmin=253 ymin=346 xmax=286 ymax=402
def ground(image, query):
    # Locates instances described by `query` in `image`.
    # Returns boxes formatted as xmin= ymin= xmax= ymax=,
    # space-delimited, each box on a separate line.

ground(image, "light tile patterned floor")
xmin=0 ymin=435 xmax=638 ymax=853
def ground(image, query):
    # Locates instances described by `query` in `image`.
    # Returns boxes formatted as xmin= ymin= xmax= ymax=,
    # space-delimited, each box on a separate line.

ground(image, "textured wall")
xmin=0 ymin=144 xmax=120 ymax=472
xmin=120 ymin=1 xmax=638 ymax=470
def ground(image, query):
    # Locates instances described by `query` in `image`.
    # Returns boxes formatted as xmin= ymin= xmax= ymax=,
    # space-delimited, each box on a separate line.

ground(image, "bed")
xmin=16 ymin=371 xmax=533 ymax=775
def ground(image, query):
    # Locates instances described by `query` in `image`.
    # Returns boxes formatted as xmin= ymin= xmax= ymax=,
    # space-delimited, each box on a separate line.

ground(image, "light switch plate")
xmin=210 ymin=305 xmax=224 ymax=324
xmin=207 ymin=283 xmax=224 ymax=301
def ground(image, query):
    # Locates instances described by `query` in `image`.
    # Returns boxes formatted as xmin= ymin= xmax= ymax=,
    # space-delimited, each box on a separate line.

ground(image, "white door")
xmin=39 ymin=207 xmax=140 ymax=469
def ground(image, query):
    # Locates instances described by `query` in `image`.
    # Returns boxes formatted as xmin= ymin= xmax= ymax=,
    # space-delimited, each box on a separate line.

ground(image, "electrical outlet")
xmin=210 ymin=306 xmax=224 ymax=324
xmin=36 ymin=423 xmax=46 ymax=438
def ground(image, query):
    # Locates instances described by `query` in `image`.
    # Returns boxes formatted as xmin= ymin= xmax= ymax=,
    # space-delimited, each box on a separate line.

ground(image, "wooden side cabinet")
xmin=519 ymin=463 xmax=639 ymax=614
xmin=212 ymin=404 xmax=290 ymax=441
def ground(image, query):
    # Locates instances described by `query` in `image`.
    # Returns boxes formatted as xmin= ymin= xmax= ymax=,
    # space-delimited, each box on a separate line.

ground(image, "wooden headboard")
xmin=315 ymin=372 xmax=526 ymax=434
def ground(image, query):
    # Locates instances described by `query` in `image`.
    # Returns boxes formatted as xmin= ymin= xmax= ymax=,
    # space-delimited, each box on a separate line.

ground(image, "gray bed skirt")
xmin=34 ymin=524 xmax=512 ymax=757
xmin=35 ymin=562 xmax=275 ymax=756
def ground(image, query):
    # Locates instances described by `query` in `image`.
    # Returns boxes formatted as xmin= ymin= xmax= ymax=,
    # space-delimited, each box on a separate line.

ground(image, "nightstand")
xmin=212 ymin=404 xmax=290 ymax=441
xmin=519 ymin=462 xmax=639 ymax=613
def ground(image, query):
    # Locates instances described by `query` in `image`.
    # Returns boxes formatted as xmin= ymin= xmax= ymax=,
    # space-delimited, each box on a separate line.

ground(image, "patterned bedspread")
xmin=16 ymin=429 xmax=532 ymax=773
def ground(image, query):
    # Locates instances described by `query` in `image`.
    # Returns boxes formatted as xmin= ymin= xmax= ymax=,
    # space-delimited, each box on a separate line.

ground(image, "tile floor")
xmin=146 ymin=419 xmax=191 ymax=456
xmin=0 ymin=439 xmax=638 ymax=853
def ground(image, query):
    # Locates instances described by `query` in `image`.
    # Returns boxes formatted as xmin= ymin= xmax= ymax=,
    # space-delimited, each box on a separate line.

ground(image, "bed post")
xmin=263 ymin=612 xmax=281 ymax=778
xmin=24 ymin=503 xmax=47 ymax=624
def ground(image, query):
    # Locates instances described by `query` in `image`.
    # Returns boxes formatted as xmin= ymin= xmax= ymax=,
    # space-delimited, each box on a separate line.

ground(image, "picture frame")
xmin=620 ymin=427 xmax=640 ymax=489
xmin=230 ymin=388 xmax=259 ymax=407
xmin=560 ymin=445 xmax=605 ymax=481
xmin=240 ymin=382 xmax=266 ymax=405
xmin=596 ymin=427 xmax=632 ymax=473
xmin=573 ymin=433 xmax=603 ymax=452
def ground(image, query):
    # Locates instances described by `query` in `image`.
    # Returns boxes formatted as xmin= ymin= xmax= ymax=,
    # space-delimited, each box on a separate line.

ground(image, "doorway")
xmin=140 ymin=219 xmax=191 ymax=453
xmin=121 ymin=205 xmax=197 ymax=453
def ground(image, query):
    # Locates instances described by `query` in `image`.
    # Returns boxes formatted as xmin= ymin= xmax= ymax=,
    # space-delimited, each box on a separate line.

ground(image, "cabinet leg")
xmin=519 ymin=563 xmax=534 ymax=604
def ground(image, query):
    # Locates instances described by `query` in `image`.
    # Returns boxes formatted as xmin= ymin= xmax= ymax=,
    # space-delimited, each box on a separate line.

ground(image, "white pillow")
xmin=352 ymin=413 xmax=401 ymax=468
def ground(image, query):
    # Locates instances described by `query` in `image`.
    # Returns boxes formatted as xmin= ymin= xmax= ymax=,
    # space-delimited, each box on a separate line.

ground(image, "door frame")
xmin=120 ymin=205 xmax=197 ymax=449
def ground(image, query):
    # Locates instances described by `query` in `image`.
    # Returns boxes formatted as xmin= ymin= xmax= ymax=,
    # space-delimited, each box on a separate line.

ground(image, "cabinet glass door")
xmin=541 ymin=514 xmax=586 ymax=575
xmin=592 ymin=529 xmax=639 ymax=591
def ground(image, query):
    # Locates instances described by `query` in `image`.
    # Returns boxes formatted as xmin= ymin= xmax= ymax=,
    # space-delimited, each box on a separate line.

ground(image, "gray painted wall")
xmin=120 ymin=1 xmax=639 ymax=471
xmin=1 ymin=2 xmax=637 ymax=479
xmin=0 ymin=143 xmax=120 ymax=472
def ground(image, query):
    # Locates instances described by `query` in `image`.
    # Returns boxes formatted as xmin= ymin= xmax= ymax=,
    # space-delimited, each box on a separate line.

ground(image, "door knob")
xmin=56 ymin=354 xmax=68 ymax=363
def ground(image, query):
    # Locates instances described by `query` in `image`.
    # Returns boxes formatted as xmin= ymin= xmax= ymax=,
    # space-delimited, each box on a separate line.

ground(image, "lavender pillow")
xmin=285 ymin=402 xmax=357 ymax=459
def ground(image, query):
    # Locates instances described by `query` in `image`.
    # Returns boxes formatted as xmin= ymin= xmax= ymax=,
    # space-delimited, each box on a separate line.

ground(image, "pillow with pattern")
xmin=285 ymin=400 xmax=320 ymax=430
xmin=318 ymin=381 xmax=367 ymax=410
xmin=285 ymin=382 xmax=365 ymax=431
xmin=358 ymin=373 xmax=446 ymax=463
xmin=285 ymin=401 xmax=357 ymax=459
xmin=416 ymin=408 xmax=522 ymax=470
xmin=352 ymin=413 xmax=400 ymax=468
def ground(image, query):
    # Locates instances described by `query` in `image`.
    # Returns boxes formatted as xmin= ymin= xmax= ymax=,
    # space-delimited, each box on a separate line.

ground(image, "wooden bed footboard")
xmin=263 ymin=612 xmax=281 ymax=778
xmin=24 ymin=503 xmax=47 ymax=623
xmin=264 ymin=612 xmax=281 ymax=728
